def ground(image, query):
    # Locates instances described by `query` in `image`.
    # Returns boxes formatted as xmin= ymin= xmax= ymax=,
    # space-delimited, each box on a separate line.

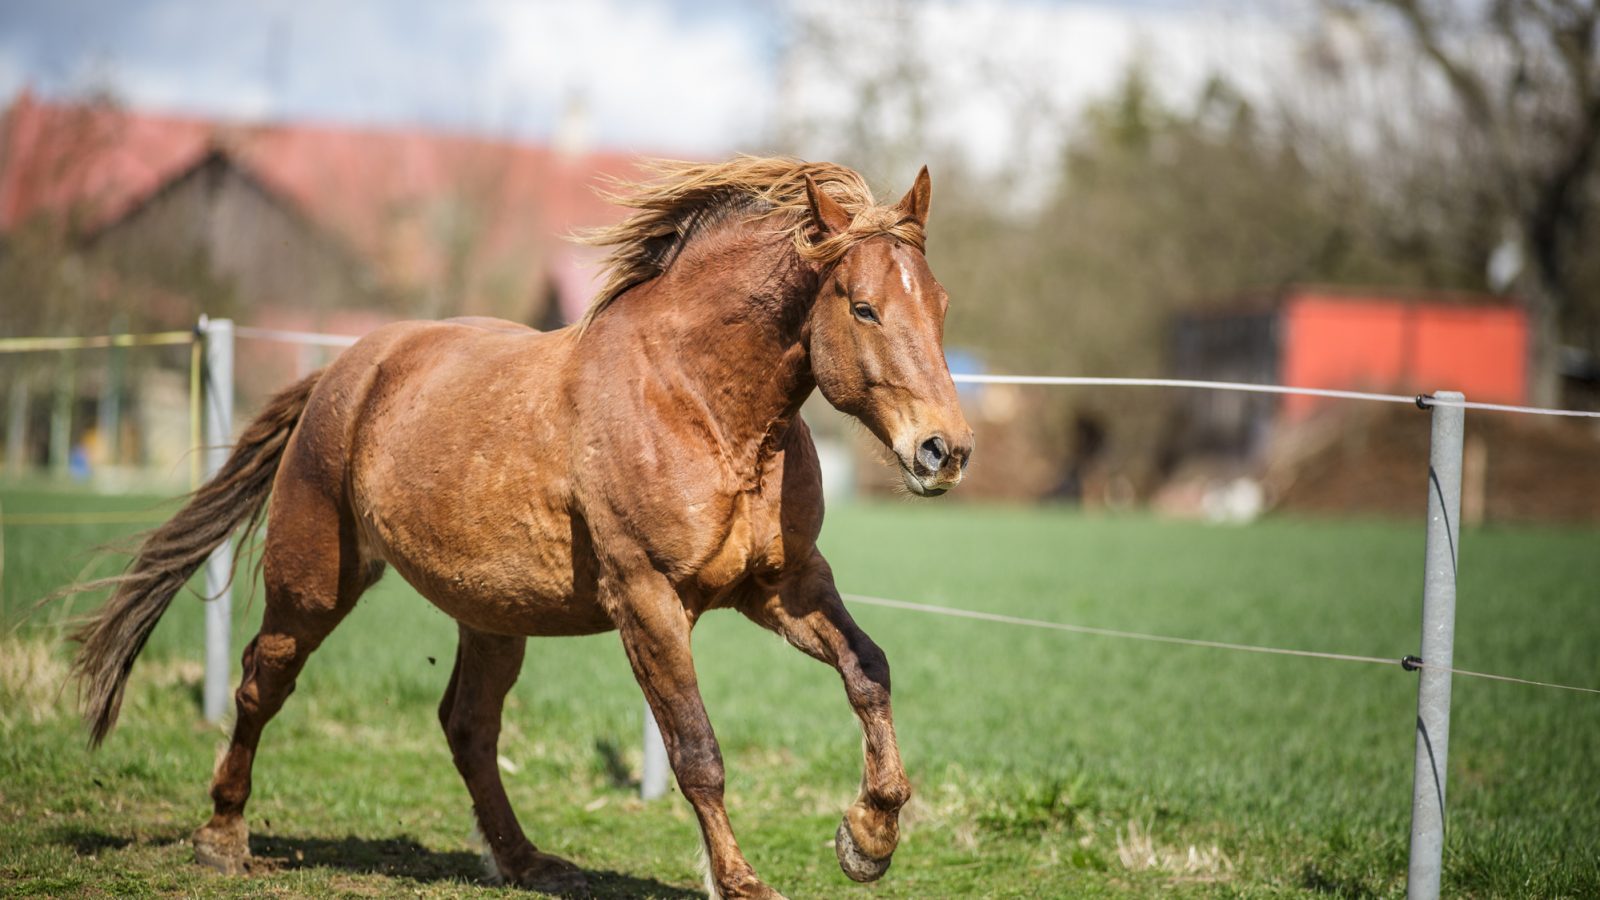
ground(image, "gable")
xmin=0 ymin=92 xmax=647 ymax=320
xmin=84 ymin=148 xmax=377 ymax=314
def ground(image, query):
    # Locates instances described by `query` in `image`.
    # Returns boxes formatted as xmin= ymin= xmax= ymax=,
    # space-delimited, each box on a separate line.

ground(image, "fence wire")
xmin=841 ymin=593 xmax=1600 ymax=696
xmin=5 ymin=325 xmax=1597 ymax=698
xmin=950 ymin=374 xmax=1600 ymax=419
xmin=226 ymin=325 xmax=1600 ymax=419
xmin=2 ymin=511 xmax=167 ymax=526
xmin=0 ymin=331 xmax=193 ymax=353
xmin=233 ymin=325 xmax=358 ymax=347
xmin=6 ymin=326 xmax=1599 ymax=421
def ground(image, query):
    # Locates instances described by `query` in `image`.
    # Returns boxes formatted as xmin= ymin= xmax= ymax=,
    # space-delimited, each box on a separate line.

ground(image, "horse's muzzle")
xmin=899 ymin=430 xmax=971 ymax=496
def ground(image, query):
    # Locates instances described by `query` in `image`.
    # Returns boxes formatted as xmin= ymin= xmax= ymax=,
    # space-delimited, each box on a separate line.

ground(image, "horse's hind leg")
xmin=191 ymin=479 xmax=376 ymax=873
xmin=439 ymin=625 xmax=588 ymax=894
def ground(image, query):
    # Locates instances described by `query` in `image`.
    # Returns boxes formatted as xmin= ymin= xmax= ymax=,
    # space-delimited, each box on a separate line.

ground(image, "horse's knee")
xmin=671 ymin=734 xmax=727 ymax=804
xmin=856 ymin=636 xmax=890 ymax=685
xmin=840 ymin=627 xmax=892 ymax=705
xmin=844 ymin=671 xmax=892 ymax=723
xmin=675 ymin=759 xmax=726 ymax=805
xmin=441 ymin=711 xmax=480 ymax=761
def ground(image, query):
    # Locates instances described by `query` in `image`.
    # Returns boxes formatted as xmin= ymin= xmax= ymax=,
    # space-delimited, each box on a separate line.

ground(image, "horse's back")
xmin=298 ymin=318 xmax=572 ymax=460
xmin=443 ymin=316 xmax=540 ymax=334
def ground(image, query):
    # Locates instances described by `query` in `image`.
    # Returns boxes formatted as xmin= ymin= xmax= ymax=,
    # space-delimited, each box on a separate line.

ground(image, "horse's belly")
xmin=421 ymin=574 xmax=612 ymax=637
xmin=356 ymin=494 xmax=612 ymax=637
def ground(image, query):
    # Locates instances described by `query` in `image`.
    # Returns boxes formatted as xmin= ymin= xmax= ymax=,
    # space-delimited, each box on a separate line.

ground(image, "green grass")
xmin=2 ymin=484 xmax=1598 ymax=897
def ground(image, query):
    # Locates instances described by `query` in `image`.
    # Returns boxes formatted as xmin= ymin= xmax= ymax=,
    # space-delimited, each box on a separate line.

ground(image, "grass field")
xmin=2 ymin=483 xmax=1597 ymax=898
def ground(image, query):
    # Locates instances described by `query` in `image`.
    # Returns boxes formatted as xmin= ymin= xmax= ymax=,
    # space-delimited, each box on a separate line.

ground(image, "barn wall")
xmin=83 ymin=152 xmax=393 ymax=408
xmin=1281 ymin=294 xmax=1528 ymax=418
xmin=87 ymin=153 xmax=377 ymax=321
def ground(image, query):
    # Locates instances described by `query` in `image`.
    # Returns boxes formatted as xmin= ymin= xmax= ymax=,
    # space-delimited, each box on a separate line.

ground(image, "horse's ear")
xmin=894 ymin=165 xmax=932 ymax=229
xmin=805 ymin=174 xmax=851 ymax=238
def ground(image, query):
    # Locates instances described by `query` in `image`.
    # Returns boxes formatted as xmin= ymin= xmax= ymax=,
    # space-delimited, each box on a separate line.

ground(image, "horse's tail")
xmin=68 ymin=369 xmax=323 ymax=747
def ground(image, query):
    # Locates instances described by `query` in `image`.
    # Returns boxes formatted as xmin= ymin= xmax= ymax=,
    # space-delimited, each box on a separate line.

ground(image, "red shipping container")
xmin=1281 ymin=291 xmax=1527 ymax=419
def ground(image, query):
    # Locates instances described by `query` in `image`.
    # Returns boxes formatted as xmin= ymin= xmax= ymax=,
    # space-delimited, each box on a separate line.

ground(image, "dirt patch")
xmin=1264 ymin=405 xmax=1600 ymax=524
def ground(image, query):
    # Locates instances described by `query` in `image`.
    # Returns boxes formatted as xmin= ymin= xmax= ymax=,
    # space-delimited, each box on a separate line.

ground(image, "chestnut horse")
xmin=68 ymin=156 xmax=972 ymax=898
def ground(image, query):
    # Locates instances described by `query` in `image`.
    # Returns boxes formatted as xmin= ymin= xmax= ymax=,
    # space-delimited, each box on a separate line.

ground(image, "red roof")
xmin=0 ymin=91 xmax=646 ymax=320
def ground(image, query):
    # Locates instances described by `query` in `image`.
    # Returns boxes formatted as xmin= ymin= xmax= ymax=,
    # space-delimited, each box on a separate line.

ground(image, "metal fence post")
xmin=642 ymin=702 xmax=670 ymax=800
xmin=1407 ymin=390 xmax=1463 ymax=900
xmin=201 ymin=317 xmax=235 ymax=723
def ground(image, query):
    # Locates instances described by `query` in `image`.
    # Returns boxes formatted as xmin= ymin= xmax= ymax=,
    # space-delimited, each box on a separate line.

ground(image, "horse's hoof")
xmin=192 ymin=818 xmax=251 ymax=875
xmin=509 ymin=851 xmax=591 ymax=898
xmin=720 ymin=880 xmax=788 ymax=899
xmin=834 ymin=819 xmax=892 ymax=883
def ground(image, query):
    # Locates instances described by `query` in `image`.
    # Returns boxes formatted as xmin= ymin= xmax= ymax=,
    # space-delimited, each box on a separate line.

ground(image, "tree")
xmin=1344 ymin=0 xmax=1600 ymax=405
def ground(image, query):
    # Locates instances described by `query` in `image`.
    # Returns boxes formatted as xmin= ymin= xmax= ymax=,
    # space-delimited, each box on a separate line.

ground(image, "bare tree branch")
xmin=1545 ymin=3 xmax=1597 ymax=105
xmin=1380 ymin=0 xmax=1497 ymax=127
xmin=1365 ymin=0 xmax=1600 ymax=403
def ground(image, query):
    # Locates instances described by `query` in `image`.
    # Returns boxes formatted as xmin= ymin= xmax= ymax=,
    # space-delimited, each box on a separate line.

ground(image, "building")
xmin=1169 ymin=285 xmax=1529 ymax=462
xmin=0 ymin=90 xmax=645 ymax=331
xmin=1158 ymin=286 xmax=1600 ymax=524
xmin=0 ymin=91 xmax=647 ymax=475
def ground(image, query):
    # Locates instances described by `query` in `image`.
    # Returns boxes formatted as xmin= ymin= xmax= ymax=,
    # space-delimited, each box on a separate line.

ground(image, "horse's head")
xmin=804 ymin=167 xmax=973 ymax=496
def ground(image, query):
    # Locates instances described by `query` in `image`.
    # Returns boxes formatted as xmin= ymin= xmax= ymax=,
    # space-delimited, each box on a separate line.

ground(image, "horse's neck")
xmin=643 ymin=229 xmax=818 ymax=464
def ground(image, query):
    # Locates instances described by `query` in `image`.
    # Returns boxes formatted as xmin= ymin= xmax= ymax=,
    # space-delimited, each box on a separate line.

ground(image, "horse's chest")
xmin=692 ymin=492 xmax=786 ymax=595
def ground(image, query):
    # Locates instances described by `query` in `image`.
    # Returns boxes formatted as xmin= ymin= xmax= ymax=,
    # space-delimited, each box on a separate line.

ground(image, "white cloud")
xmin=0 ymin=0 xmax=776 ymax=154
xmin=0 ymin=0 xmax=1304 ymax=168
xmin=783 ymin=0 xmax=1300 ymax=182
xmin=471 ymin=0 xmax=774 ymax=153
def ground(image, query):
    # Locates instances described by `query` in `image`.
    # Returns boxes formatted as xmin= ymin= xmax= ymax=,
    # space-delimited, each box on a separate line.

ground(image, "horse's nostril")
xmin=915 ymin=435 xmax=948 ymax=476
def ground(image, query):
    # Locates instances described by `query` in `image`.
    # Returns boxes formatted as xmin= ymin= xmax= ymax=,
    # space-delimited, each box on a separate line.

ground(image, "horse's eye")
xmin=852 ymin=302 xmax=879 ymax=324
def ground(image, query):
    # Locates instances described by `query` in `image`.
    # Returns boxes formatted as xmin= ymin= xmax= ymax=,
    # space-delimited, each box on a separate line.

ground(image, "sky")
xmin=0 ymin=0 xmax=1301 ymax=169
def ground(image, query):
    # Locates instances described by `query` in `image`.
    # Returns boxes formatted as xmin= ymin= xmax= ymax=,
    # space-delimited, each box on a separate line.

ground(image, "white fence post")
xmin=1406 ymin=390 xmax=1463 ymax=900
xmin=201 ymin=317 xmax=235 ymax=724
xmin=642 ymin=702 xmax=670 ymax=800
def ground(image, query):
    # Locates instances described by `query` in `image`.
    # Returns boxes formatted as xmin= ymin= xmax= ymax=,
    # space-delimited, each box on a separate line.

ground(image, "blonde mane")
xmin=573 ymin=155 xmax=925 ymax=330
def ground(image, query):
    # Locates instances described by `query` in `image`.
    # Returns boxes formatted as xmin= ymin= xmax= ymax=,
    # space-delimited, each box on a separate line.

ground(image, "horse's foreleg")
xmin=609 ymin=570 xmax=781 ymax=900
xmin=740 ymin=551 xmax=910 ymax=883
xmin=439 ymin=626 xmax=588 ymax=894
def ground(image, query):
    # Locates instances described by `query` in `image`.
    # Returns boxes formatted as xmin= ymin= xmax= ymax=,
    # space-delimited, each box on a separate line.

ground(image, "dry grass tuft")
xmin=1115 ymin=819 xmax=1234 ymax=879
xmin=0 ymin=636 xmax=71 ymax=726
xmin=141 ymin=655 xmax=203 ymax=689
